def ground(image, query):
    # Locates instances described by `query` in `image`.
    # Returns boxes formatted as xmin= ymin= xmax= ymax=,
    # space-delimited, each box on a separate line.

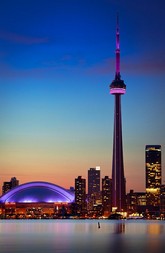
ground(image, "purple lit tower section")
xmin=110 ymin=17 xmax=126 ymax=212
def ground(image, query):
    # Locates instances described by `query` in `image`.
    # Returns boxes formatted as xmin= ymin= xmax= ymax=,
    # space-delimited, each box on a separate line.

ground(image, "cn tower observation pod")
xmin=110 ymin=79 xmax=126 ymax=94
xmin=0 ymin=181 xmax=75 ymax=203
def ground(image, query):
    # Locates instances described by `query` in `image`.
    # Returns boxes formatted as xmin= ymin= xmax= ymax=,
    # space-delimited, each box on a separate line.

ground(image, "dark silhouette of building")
xmin=87 ymin=167 xmax=101 ymax=211
xmin=110 ymin=16 xmax=126 ymax=212
xmin=88 ymin=167 xmax=100 ymax=195
xmin=102 ymin=176 xmax=112 ymax=216
xmin=2 ymin=182 xmax=11 ymax=195
xmin=75 ymin=176 xmax=86 ymax=216
xmin=10 ymin=177 xmax=19 ymax=188
xmin=145 ymin=145 xmax=161 ymax=207
xmin=2 ymin=177 xmax=19 ymax=195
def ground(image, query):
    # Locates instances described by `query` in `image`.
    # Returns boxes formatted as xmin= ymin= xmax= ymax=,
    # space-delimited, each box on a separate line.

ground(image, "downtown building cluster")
xmin=74 ymin=146 xmax=164 ymax=219
xmin=1 ymin=145 xmax=164 ymax=220
xmin=75 ymin=167 xmax=112 ymax=218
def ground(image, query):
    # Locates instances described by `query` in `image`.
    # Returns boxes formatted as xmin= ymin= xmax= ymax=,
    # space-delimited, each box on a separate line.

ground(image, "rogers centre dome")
xmin=0 ymin=181 xmax=75 ymax=203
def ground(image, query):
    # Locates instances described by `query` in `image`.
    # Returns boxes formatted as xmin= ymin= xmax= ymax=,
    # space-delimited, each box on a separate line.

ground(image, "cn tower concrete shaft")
xmin=111 ymin=93 xmax=126 ymax=211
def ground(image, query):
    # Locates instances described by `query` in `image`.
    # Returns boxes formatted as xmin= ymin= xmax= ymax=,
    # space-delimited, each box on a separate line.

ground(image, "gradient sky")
xmin=0 ymin=0 xmax=165 ymax=194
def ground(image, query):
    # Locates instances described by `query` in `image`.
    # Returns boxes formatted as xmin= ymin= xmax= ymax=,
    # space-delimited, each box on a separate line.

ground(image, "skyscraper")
xmin=110 ymin=17 xmax=126 ymax=212
xmin=145 ymin=145 xmax=161 ymax=206
xmin=102 ymin=176 xmax=112 ymax=215
xmin=75 ymin=176 xmax=86 ymax=215
xmin=88 ymin=167 xmax=100 ymax=196
xmin=88 ymin=167 xmax=101 ymax=210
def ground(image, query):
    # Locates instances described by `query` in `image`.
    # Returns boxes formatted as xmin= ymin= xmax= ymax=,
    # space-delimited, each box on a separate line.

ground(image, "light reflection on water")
xmin=0 ymin=220 xmax=164 ymax=253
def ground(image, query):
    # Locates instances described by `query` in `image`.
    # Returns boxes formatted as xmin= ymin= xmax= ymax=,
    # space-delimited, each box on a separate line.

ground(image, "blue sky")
xmin=0 ymin=0 xmax=165 ymax=193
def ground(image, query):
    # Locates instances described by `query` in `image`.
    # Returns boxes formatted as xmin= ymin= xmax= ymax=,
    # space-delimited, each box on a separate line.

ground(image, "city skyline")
xmin=0 ymin=1 xmax=165 ymax=193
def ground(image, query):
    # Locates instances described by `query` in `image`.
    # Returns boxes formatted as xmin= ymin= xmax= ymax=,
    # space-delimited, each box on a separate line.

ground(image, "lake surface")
xmin=0 ymin=219 xmax=164 ymax=253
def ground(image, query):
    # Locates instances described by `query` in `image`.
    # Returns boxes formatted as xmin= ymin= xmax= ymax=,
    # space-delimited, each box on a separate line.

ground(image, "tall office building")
xmin=110 ymin=17 xmax=126 ymax=211
xmin=88 ymin=167 xmax=101 ymax=209
xmin=145 ymin=145 xmax=161 ymax=206
xmin=102 ymin=176 xmax=112 ymax=215
xmin=75 ymin=176 xmax=86 ymax=215
xmin=88 ymin=167 xmax=100 ymax=196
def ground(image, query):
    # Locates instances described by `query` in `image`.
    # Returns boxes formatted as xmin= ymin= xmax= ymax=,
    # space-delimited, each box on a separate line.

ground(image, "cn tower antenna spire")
xmin=117 ymin=12 xmax=119 ymax=32
xmin=116 ymin=13 xmax=120 ymax=80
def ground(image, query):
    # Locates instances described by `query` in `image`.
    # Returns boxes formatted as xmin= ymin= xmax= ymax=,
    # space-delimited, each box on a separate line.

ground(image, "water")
xmin=0 ymin=219 xmax=164 ymax=253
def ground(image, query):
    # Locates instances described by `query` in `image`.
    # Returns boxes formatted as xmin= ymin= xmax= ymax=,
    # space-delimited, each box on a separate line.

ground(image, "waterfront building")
xmin=75 ymin=176 xmax=86 ymax=216
xmin=110 ymin=16 xmax=126 ymax=211
xmin=145 ymin=145 xmax=161 ymax=207
xmin=0 ymin=181 xmax=74 ymax=219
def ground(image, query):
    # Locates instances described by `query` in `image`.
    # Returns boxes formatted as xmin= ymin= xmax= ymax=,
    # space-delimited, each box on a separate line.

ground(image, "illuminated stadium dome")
xmin=0 ymin=181 xmax=75 ymax=203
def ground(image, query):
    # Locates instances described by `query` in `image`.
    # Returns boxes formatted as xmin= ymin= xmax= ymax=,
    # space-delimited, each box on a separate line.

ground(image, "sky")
xmin=0 ymin=0 xmax=165 ymax=194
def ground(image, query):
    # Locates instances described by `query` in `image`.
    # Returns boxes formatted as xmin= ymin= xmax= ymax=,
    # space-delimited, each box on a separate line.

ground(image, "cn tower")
xmin=110 ymin=16 xmax=126 ymax=212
